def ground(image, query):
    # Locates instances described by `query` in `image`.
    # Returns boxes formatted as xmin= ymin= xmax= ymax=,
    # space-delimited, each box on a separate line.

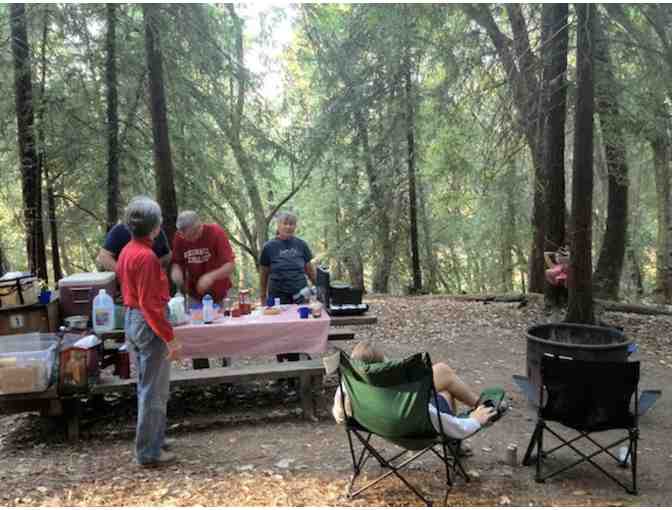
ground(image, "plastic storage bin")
xmin=0 ymin=333 xmax=59 ymax=395
xmin=58 ymin=272 xmax=117 ymax=318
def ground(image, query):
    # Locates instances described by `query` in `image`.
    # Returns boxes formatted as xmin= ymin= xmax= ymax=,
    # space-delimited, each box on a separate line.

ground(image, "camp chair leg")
xmin=347 ymin=428 xmax=437 ymax=506
xmin=522 ymin=420 xmax=543 ymax=467
xmin=533 ymin=423 xmax=639 ymax=494
xmin=535 ymin=421 xmax=544 ymax=483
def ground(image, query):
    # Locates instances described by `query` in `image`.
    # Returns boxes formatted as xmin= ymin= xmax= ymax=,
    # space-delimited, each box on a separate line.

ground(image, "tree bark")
xmin=651 ymin=132 xmax=671 ymax=302
xmin=45 ymin=167 xmax=62 ymax=283
xmin=10 ymin=4 xmax=47 ymax=281
xmin=143 ymin=4 xmax=178 ymax=243
xmin=592 ymin=12 xmax=629 ymax=300
xmin=418 ymin=179 xmax=438 ymax=293
xmin=541 ymin=3 xmax=569 ymax=308
xmin=566 ymin=3 xmax=595 ymax=324
xmin=500 ymin=158 xmax=518 ymax=293
xmin=404 ymin=58 xmax=422 ymax=293
xmin=36 ymin=5 xmax=56 ymax=284
xmin=105 ymin=3 xmax=120 ymax=232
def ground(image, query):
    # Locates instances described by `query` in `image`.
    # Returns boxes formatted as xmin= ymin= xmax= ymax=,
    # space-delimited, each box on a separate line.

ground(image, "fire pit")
xmin=526 ymin=323 xmax=633 ymax=402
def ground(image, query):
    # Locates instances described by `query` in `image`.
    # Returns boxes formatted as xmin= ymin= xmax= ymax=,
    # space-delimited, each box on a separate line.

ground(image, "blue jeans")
xmin=125 ymin=308 xmax=171 ymax=465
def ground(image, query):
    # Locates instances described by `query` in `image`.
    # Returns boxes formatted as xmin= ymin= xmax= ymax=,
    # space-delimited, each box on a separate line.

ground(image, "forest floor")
xmin=1 ymin=294 xmax=671 ymax=506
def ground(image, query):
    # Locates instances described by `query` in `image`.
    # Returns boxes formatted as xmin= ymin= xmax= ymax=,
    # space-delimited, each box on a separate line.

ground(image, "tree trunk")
xmin=418 ymin=180 xmax=438 ymax=293
xmin=45 ymin=167 xmax=62 ymax=282
xmin=651 ymin=133 xmax=671 ymax=302
xmin=105 ymin=3 xmax=120 ymax=232
xmin=404 ymin=58 xmax=422 ymax=293
xmin=500 ymin=158 xmax=517 ymax=293
xmin=346 ymin=253 xmax=365 ymax=291
xmin=143 ymin=4 xmax=178 ymax=243
xmin=10 ymin=4 xmax=47 ymax=281
xmin=566 ymin=3 xmax=595 ymax=324
xmin=541 ymin=3 xmax=569 ymax=308
xmin=592 ymin=13 xmax=629 ymax=300
xmin=627 ymin=157 xmax=644 ymax=299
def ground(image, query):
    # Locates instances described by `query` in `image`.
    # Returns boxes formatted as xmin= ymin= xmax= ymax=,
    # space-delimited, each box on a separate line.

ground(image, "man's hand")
xmin=469 ymin=405 xmax=497 ymax=425
xmin=196 ymin=272 xmax=216 ymax=295
xmin=166 ymin=340 xmax=183 ymax=361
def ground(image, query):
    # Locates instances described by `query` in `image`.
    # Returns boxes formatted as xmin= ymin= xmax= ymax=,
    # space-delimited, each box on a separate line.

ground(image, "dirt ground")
xmin=0 ymin=294 xmax=670 ymax=506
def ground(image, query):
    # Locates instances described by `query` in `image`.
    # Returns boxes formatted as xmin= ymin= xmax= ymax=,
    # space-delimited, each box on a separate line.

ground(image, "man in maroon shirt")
xmin=117 ymin=196 xmax=182 ymax=468
xmin=170 ymin=211 xmax=236 ymax=303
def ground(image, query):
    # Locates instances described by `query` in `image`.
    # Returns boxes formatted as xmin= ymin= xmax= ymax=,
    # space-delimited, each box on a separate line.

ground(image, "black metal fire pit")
xmin=526 ymin=323 xmax=633 ymax=401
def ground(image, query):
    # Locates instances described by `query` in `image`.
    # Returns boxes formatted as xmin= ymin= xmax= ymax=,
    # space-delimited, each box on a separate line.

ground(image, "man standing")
xmin=171 ymin=211 xmax=236 ymax=370
xmin=170 ymin=211 xmax=236 ymax=302
xmin=97 ymin=220 xmax=171 ymax=272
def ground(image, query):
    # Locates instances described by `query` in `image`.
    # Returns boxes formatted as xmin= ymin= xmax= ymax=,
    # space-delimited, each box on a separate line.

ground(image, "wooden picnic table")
xmin=1 ymin=308 xmax=378 ymax=440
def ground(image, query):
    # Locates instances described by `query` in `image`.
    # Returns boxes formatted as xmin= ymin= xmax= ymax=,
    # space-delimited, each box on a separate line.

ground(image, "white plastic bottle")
xmin=92 ymin=289 xmax=115 ymax=333
xmin=202 ymin=294 xmax=214 ymax=324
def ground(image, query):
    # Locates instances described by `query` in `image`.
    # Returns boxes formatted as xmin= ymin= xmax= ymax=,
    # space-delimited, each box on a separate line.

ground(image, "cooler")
xmin=58 ymin=272 xmax=117 ymax=318
xmin=0 ymin=272 xmax=39 ymax=308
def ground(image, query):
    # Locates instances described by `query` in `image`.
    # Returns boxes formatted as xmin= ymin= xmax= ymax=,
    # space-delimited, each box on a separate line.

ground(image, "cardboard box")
xmin=0 ymin=366 xmax=42 ymax=395
xmin=0 ymin=298 xmax=60 ymax=336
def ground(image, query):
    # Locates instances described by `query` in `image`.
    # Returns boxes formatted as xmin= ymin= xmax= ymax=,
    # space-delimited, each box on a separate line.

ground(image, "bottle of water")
xmin=92 ymin=289 xmax=115 ymax=333
xmin=202 ymin=294 xmax=214 ymax=324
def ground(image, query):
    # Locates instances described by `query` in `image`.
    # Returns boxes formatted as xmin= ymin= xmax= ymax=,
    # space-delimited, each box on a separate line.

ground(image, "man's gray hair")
xmin=125 ymin=196 xmax=162 ymax=238
xmin=276 ymin=211 xmax=298 ymax=224
xmin=176 ymin=210 xmax=200 ymax=231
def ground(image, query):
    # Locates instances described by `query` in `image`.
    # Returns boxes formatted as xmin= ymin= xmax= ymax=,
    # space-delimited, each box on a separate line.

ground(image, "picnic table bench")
xmin=1 ymin=309 xmax=376 ymax=440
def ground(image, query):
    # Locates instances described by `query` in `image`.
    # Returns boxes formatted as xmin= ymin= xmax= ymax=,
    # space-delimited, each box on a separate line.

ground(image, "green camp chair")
xmin=335 ymin=349 xmax=496 ymax=506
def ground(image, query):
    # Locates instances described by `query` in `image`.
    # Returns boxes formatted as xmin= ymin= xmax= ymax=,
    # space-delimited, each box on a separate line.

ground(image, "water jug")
xmin=168 ymin=292 xmax=187 ymax=325
xmin=92 ymin=289 xmax=115 ymax=333
xmin=202 ymin=294 xmax=214 ymax=324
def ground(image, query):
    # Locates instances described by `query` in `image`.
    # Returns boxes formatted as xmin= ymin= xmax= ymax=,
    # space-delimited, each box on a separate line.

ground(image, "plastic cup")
xmin=298 ymin=306 xmax=311 ymax=319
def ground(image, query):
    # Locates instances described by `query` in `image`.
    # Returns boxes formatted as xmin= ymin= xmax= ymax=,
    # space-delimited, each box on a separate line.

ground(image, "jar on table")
xmin=239 ymin=289 xmax=251 ymax=315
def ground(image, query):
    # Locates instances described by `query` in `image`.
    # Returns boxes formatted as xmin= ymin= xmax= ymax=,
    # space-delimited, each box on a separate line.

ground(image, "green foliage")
xmin=0 ymin=4 xmax=667 ymax=299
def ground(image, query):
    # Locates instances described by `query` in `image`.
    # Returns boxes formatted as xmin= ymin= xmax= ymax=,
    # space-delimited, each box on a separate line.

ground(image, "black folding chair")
xmin=522 ymin=356 xmax=640 ymax=494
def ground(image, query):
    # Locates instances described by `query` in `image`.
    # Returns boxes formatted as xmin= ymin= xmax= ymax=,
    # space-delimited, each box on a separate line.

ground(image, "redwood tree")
xmin=143 ymin=4 xmax=178 ymax=243
xmin=542 ymin=3 xmax=569 ymax=308
xmin=591 ymin=10 xmax=629 ymax=300
xmin=10 ymin=4 xmax=48 ymax=281
xmin=106 ymin=3 xmax=120 ymax=232
xmin=566 ymin=3 xmax=595 ymax=324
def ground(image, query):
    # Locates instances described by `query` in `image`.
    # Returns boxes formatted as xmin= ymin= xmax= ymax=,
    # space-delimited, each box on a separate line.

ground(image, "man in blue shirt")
xmin=97 ymin=220 xmax=171 ymax=272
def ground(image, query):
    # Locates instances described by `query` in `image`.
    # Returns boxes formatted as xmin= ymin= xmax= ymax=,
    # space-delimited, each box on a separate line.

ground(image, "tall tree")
xmin=461 ymin=5 xmax=546 ymax=292
xmin=404 ymin=36 xmax=422 ymax=293
xmin=10 ymin=4 xmax=48 ymax=281
xmin=105 ymin=3 xmax=120 ymax=232
xmin=143 ymin=4 xmax=178 ymax=242
xmin=541 ymin=3 xmax=569 ymax=308
xmin=566 ymin=3 xmax=595 ymax=324
xmin=591 ymin=10 xmax=629 ymax=300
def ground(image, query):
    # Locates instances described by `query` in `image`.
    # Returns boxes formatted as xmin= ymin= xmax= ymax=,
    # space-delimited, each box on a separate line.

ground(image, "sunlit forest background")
xmin=1 ymin=4 xmax=670 ymax=303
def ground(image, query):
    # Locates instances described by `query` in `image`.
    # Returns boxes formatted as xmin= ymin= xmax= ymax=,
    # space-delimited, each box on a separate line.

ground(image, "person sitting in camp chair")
xmin=333 ymin=341 xmax=498 ymax=442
